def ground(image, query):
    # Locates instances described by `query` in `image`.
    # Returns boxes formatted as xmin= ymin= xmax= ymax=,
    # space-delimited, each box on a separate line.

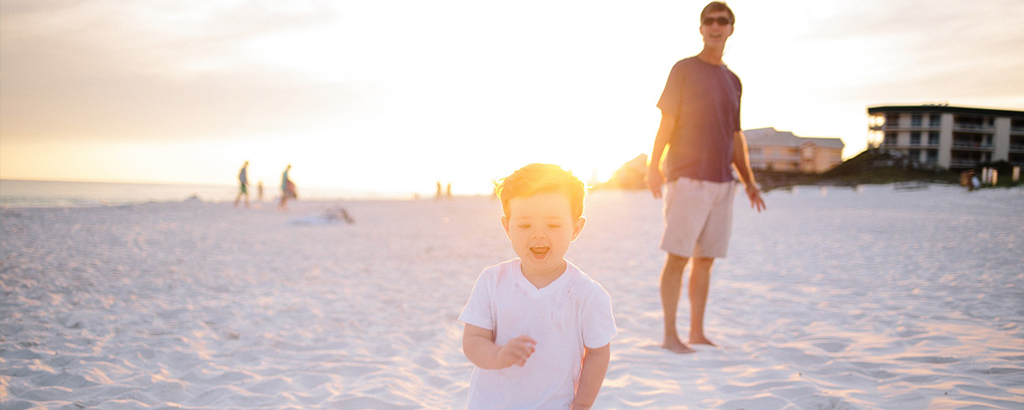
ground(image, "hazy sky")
xmin=3 ymin=0 xmax=1023 ymax=195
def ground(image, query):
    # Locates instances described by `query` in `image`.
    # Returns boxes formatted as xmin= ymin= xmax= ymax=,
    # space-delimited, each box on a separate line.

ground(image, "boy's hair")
xmin=495 ymin=163 xmax=586 ymax=220
xmin=701 ymin=1 xmax=735 ymax=24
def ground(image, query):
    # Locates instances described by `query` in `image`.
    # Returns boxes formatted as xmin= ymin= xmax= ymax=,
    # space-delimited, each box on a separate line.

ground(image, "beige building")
xmin=744 ymin=127 xmax=845 ymax=173
xmin=868 ymin=105 xmax=1024 ymax=170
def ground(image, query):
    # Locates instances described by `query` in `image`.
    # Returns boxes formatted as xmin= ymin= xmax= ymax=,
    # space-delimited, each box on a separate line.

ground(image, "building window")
xmin=926 ymin=150 xmax=938 ymax=164
xmin=910 ymin=132 xmax=921 ymax=145
xmin=929 ymin=114 xmax=942 ymax=127
xmin=869 ymin=114 xmax=885 ymax=129
xmin=886 ymin=113 xmax=899 ymax=127
xmin=955 ymin=115 xmax=984 ymax=129
xmin=1012 ymin=136 xmax=1024 ymax=150
xmin=908 ymin=149 xmax=921 ymax=161
xmin=911 ymin=114 xmax=923 ymax=127
xmin=928 ymin=131 xmax=940 ymax=145
xmin=884 ymin=132 xmax=897 ymax=145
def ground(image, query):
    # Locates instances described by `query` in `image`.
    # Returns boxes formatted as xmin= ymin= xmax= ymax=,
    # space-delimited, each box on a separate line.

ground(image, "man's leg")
xmin=688 ymin=257 xmax=715 ymax=345
xmin=660 ymin=253 xmax=694 ymax=353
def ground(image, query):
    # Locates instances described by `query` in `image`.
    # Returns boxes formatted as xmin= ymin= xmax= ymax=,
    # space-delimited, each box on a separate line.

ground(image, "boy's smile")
xmin=529 ymin=244 xmax=550 ymax=259
xmin=502 ymin=192 xmax=585 ymax=284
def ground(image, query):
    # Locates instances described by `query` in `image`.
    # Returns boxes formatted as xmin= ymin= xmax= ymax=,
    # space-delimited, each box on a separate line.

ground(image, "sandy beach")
xmin=2 ymin=184 xmax=1022 ymax=410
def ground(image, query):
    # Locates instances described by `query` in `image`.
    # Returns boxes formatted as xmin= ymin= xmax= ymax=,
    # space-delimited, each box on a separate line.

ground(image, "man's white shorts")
xmin=660 ymin=177 xmax=737 ymax=258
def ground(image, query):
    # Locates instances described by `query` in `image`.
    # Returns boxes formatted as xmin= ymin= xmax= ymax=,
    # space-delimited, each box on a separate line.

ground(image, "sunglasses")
xmin=702 ymin=17 xmax=732 ymax=26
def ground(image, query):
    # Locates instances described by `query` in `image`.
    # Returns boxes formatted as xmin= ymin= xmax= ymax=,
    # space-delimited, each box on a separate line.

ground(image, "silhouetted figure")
xmin=257 ymin=181 xmax=264 ymax=201
xmin=446 ymin=183 xmax=452 ymax=198
xmin=234 ymin=161 xmax=250 ymax=208
xmin=325 ymin=205 xmax=355 ymax=224
xmin=279 ymin=165 xmax=296 ymax=211
xmin=436 ymin=181 xmax=443 ymax=200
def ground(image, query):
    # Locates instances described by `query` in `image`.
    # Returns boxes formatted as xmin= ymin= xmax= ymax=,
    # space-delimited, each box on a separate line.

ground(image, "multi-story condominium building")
xmin=868 ymin=105 xmax=1024 ymax=170
xmin=744 ymin=127 xmax=845 ymax=173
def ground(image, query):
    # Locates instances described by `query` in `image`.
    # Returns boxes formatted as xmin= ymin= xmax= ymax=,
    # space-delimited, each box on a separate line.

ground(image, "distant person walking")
xmin=645 ymin=1 xmax=766 ymax=354
xmin=257 ymin=181 xmax=264 ymax=201
xmin=234 ymin=161 xmax=250 ymax=208
xmin=279 ymin=164 xmax=296 ymax=211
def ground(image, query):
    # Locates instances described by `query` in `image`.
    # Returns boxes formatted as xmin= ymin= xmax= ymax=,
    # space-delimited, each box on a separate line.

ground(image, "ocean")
xmin=0 ymin=179 xmax=396 ymax=208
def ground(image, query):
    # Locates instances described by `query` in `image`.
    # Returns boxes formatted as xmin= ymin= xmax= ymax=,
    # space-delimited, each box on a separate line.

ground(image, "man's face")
xmin=502 ymin=192 xmax=585 ymax=278
xmin=699 ymin=10 xmax=734 ymax=47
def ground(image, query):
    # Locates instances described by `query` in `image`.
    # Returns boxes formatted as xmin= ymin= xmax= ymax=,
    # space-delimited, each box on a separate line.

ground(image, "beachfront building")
xmin=867 ymin=105 xmax=1024 ymax=170
xmin=744 ymin=127 xmax=845 ymax=173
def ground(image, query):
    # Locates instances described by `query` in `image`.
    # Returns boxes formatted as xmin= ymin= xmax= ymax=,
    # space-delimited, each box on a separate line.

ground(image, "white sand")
xmin=1 ymin=185 xmax=1022 ymax=410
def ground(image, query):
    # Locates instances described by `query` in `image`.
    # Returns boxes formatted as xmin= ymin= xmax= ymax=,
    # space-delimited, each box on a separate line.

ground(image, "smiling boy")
xmin=459 ymin=163 xmax=617 ymax=410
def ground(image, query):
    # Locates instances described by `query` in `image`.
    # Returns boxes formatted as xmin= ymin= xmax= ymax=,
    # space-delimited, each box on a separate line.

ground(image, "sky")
xmin=2 ymin=0 xmax=1023 ymax=196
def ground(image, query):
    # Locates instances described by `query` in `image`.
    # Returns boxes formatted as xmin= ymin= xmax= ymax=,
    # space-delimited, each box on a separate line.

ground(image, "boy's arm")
xmin=462 ymin=323 xmax=536 ymax=369
xmin=571 ymin=343 xmax=611 ymax=410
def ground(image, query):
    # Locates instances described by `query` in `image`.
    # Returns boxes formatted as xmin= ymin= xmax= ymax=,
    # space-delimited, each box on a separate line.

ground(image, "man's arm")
xmin=572 ymin=343 xmax=611 ymax=410
xmin=462 ymin=323 xmax=536 ymax=369
xmin=731 ymin=130 xmax=766 ymax=212
xmin=647 ymin=113 xmax=677 ymax=198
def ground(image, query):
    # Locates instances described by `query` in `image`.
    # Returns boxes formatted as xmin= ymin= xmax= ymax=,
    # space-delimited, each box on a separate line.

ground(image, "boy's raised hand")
xmin=497 ymin=336 xmax=537 ymax=368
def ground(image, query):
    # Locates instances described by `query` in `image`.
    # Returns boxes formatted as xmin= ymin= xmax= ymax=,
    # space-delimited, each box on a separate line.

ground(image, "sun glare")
xmin=5 ymin=0 xmax=1021 ymax=194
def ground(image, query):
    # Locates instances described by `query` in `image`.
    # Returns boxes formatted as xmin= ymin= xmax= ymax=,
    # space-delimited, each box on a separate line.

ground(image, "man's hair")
xmin=701 ymin=1 xmax=735 ymax=24
xmin=495 ymin=163 xmax=586 ymax=220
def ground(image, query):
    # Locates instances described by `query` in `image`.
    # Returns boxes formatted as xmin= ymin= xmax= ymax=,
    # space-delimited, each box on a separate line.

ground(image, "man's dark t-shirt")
xmin=656 ymin=56 xmax=742 ymax=183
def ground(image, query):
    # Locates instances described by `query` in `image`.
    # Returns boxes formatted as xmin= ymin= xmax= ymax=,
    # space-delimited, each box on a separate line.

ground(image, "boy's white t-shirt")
xmin=459 ymin=259 xmax=617 ymax=410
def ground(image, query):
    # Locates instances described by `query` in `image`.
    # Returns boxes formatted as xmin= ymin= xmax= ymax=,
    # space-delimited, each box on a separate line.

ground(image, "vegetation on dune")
xmin=758 ymin=149 xmax=959 ymax=191
xmin=594 ymin=149 xmax=1019 ymax=192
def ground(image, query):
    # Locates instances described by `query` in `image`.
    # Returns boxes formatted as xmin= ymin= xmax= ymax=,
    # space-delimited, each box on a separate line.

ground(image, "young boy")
xmin=460 ymin=163 xmax=617 ymax=410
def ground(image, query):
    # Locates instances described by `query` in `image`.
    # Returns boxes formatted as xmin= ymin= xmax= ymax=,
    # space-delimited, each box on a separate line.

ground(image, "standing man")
xmin=646 ymin=1 xmax=766 ymax=354
xmin=234 ymin=161 xmax=250 ymax=208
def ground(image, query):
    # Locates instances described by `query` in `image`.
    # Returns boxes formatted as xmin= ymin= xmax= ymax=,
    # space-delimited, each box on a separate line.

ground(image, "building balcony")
xmin=876 ymin=124 xmax=941 ymax=131
xmin=1011 ymin=126 xmax=1024 ymax=135
xmin=951 ymin=142 xmax=993 ymax=151
xmin=882 ymin=143 xmax=940 ymax=149
xmin=751 ymin=155 xmax=800 ymax=162
xmin=1009 ymin=144 xmax=1024 ymax=153
xmin=952 ymin=123 xmax=995 ymax=133
xmin=949 ymin=159 xmax=981 ymax=168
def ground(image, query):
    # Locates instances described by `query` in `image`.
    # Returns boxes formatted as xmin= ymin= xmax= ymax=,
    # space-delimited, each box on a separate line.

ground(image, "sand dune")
xmin=1 ymin=185 xmax=1022 ymax=409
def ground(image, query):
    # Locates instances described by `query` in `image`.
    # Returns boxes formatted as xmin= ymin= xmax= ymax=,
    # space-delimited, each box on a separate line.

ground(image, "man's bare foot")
xmin=662 ymin=338 xmax=696 ymax=354
xmin=688 ymin=335 xmax=716 ymax=346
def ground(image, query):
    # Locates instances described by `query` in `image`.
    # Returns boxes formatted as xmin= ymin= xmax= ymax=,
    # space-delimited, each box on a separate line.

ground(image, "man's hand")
xmin=646 ymin=165 xmax=663 ymax=199
xmin=745 ymin=185 xmax=766 ymax=212
xmin=496 ymin=336 xmax=537 ymax=368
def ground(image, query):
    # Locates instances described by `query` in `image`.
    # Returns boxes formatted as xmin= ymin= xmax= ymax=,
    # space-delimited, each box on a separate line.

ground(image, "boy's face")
xmin=502 ymin=192 xmax=585 ymax=277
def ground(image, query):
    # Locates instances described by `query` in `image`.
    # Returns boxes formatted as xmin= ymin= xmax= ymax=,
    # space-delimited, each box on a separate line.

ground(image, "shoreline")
xmin=0 ymin=179 xmax=425 ymax=209
xmin=6 ymin=178 xmax=1017 ymax=210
